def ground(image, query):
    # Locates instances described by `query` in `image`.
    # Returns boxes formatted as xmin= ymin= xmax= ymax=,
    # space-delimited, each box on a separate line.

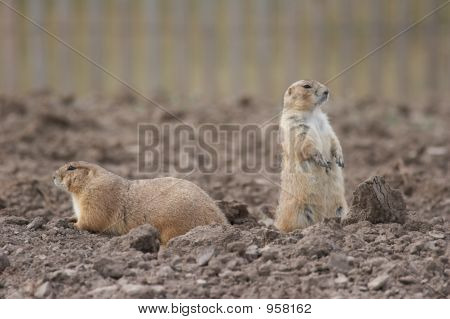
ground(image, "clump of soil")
xmin=342 ymin=176 xmax=407 ymax=225
xmin=0 ymin=92 xmax=448 ymax=298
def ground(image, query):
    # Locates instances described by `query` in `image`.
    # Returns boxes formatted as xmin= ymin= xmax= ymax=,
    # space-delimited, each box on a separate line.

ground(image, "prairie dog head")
xmin=53 ymin=161 xmax=103 ymax=194
xmin=283 ymin=80 xmax=329 ymax=112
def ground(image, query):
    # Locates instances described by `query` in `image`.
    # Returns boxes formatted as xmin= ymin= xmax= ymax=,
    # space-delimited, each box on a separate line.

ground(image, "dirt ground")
xmin=0 ymin=91 xmax=448 ymax=298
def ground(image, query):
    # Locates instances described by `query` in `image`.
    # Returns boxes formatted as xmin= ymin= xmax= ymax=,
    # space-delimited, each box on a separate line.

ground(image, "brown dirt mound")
xmin=0 ymin=92 xmax=448 ymax=298
xmin=343 ymin=176 xmax=407 ymax=225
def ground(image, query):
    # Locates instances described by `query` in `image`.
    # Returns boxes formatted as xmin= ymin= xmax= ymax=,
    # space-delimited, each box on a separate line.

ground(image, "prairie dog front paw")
xmin=335 ymin=153 xmax=344 ymax=168
xmin=311 ymin=151 xmax=331 ymax=172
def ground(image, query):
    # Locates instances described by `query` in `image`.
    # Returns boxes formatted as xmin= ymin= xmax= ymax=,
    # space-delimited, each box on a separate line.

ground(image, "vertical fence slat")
xmin=26 ymin=0 xmax=47 ymax=90
xmin=228 ymin=0 xmax=244 ymax=99
xmin=425 ymin=0 xmax=440 ymax=100
xmin=146 ymin=0 xmax=161 ymax=96
xmin=200 ymin=0 xmax=217 ymax=101
xmin=116 ymin=0 xmax=132 ymax=87
xmin=1 ymin=0 xmax=16 ymax=94
xmin=338 ymin=0 xmax=353 ymax=94
xmin=255 ymin=0 xmax=272 ymax=97
xmin=282 ymin=0 xmax=300 ymax=86
xmin=395 ymin=0 xmax=410 ymax=97
xmin=87 ymin=0 xmax=103 ymax=92
xmin=369 ymin=0 xmax=383 ymax=95
xmin=310 ymin=1 xmax=325 ymax=82
xmin=55 ymin=0 xmax=72 ymax=95
xmin=172 ymin=0 xmax=189 ymax=99
xmin=439 ymin=3 xmax=449 ymax=100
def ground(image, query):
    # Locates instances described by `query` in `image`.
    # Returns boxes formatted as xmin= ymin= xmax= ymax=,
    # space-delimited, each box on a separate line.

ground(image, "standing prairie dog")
xmin=53 ymin=161 xmax=227 ymax=244
xmin=275 ymin=80 xmax=348 ymax=232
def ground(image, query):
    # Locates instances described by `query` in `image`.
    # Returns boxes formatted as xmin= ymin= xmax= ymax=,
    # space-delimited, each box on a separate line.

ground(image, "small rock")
xmin=232 ymin=271 xmax=249 ymax=281
xmin=165 ymin=224 xmax=238 ymax=256
xmin=408 ymin=241 xmax=425 ymax=254
xmin=427 ymin=230 xmax=445 ymax=239
xmin=48 ymin=269 xmax=77 ymax=281
xmin=398 ymin=276 xmax=417 ymax=285
xmin=366 ymin=257 xmax=389 ymax=268
xmin=245 ymin=244 xmax=260 ymax=261
xmin=368 ymin=274 xmax=389 ymax=290
xmin=426 ymin=146 xmax=447 ymax=156
xmin=34 ymin=282 xmax=53 ymax=298
xmin=93 ymin=258 xmax=125 ymax=279
xmin=314 ymin=262 xmax=329 ymax=272
xmin=196 ymin=279 xmax=207 ymax=285
xmin=429 ymin=216 xmax=445 ymax=226
xmin=294 ymin=256 xmax=307 ymax=269
xmin=170 ymin=256 xmax=183 ymax=271
xmin=342 ymin=176 xmax=406 ymax=225
xmin=87 ymin=285 xmax=119 ymax=298
xmin=227 ymin=241 xmax=246 ymax=254
xmin=149 ymin=285 xmax=165 ymax=295
xmin=259 ymin=218 xmax=274 ymax=227
xmin=328 ymin=253 xmax=351 ymax=273
xmin=196 ymin=246 xmax=215 ymax=266
xmin=260 ymin=246 xmax=278 ymax=261
xmin=424 ymin=240 xmax=445 ymax=254
xmin=225 ymin=258 xmax=239 ymax=270
xmin=122 ymin=284 xmax=152 ymax=298
xmin=23 ymin=282 xmax=35 ymax=294
xmin=156 ymin=266 xmax=174 ymax=278
xmin=123 ymin=224 xmax=160 ymax=253
xmin=0 ymin=252 xmax=10 ymax=273
xmin=257 ymin=261 xmax=272 ymax=276
xmin=335 ymin=274 xmax=349 ymax=285
xmin=122 ymin=284 xmax=165 ymax=298
xmin=27 ymin=217 xmax=47 ymax=230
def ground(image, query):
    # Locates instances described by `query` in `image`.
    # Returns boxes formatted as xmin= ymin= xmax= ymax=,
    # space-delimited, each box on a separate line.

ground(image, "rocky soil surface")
xmin=0 ymin=92 xmax=448 ymax=298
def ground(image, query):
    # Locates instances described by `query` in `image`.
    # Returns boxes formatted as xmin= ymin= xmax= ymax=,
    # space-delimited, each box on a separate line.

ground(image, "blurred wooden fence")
xmin=0 ymin=0 xmax=448 ymax=103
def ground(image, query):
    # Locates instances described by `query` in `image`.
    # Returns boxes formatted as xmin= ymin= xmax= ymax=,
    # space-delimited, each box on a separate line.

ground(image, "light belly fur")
xmin=71 ymin=194 xmax=81 ymax=219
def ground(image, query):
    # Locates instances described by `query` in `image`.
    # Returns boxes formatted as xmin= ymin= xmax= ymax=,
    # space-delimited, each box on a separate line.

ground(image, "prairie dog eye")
xmin=302 ymin=84 xmax=312 ymax=89
xmin=67 ymin=165 xmax=76 ymax=171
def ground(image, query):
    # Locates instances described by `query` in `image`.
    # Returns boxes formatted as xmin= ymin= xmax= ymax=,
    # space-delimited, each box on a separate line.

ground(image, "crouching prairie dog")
xmin=53 ymin=161 xmax=227 ymax=244
xmin=275 ymin=79 xmax=348 ymax=232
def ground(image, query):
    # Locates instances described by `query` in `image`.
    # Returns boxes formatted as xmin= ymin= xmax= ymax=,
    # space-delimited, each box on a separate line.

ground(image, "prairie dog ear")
xmin=287 ymin=87 xmax=293 ymax=96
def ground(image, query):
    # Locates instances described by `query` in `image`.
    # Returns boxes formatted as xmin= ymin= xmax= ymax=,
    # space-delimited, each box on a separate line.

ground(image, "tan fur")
xmin=53 ymin=161 xmax=227 ymax=244
xmin=275 ymin=80 xmax=348 ymax=232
